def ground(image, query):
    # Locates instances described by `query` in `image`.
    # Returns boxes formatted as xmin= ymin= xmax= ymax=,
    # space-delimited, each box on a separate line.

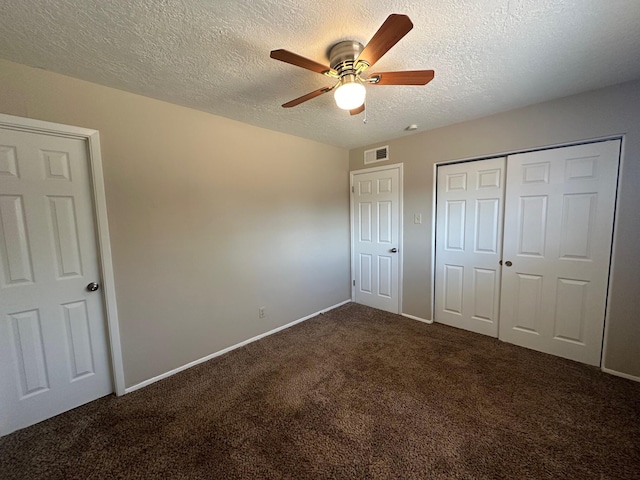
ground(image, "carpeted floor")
xmin=1 ymin=302 xmax=639 ymax=479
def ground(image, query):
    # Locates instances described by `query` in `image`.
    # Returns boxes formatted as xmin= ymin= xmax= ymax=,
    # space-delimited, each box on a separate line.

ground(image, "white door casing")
xmin=0 ymin=115 xmax=123 ymax=436
xmin=499 ymin=140 xmax=620 ymax=366
xmin=435 ymin=157 xmax=506 ymax=336
xmin=351 ymin=164 xmax=402 ymax=314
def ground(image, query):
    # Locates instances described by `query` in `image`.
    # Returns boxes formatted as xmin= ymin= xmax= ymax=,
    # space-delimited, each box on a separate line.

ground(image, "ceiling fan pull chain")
xmin=363 ymin=99 xmax=367 ymax=124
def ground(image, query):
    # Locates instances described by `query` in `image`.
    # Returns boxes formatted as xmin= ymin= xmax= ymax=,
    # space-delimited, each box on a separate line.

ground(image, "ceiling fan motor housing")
xmin=329 ymin=41 xmax=365 ymax=77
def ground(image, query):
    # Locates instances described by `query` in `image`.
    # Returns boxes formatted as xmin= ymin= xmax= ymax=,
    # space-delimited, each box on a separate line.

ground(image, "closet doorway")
xmin=434 ymin=140 xmax=620 ymax=366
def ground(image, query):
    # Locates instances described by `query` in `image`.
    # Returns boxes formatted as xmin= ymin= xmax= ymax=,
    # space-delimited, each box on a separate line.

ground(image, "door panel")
xmin=435 ymin=157 xmax=506 ymax=336
xmin=553 ymin=278 xmax=588 ymax=343
xmin=48 ymin=196 xmax=84 ymax=277
xmin=473 ymin=267 xmax=496 ymax=321
xmin=352 ymin=168 xmax=400 ymax=313
xmin=378 ymin=201 xmax=392 ymax=243
xmin=62 ymin=300 xmax=96 ymax=379
xmin=499 ymin=140 xmax=620 ymax=365
xmin=475 ymin=198 xmax=500 ymax=253
xmin=0 ymin=128 xmax=112 ymax=435
xmin=518 ymin=196 xmax=547 ymax=256
xmin=0 ymin=195 xmax=34 ymax=285
xmin=9 ymin=309 xmax=49 ymax=396
xmin=559 ymin=193 xmax=595 ymax=259
xmin=445 ymin=200 xmax=465 ymax=250
xmin=512 ymin=273 xmax=543 ymax=334
xmin=359 ymin=202 xmax=371 ymax=241
xmin=378 ymin=255 xmax=392 ymax=297
xmin=443 ymin=264 xmax=464 ymax=314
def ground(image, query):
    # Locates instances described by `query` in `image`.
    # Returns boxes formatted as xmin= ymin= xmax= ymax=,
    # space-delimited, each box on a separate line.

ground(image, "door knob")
xmin=505 ymin=261 xmax=513 ymax=267
xmin=390 ymin=248 xmax=398 ymax=253
xmin=87 ymin=282 xmax=100 ymax=292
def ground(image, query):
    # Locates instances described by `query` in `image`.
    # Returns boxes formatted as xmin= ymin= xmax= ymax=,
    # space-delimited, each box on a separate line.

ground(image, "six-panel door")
xmin=435 ymin=157 xmax=506 ymax=336
xmin=499 ymin=140 xmax=620 ymax=366
xmin=0 ymin=128 xmax=112 ymax=435
xmin=352 ymin=168 xmax=400 ymax=314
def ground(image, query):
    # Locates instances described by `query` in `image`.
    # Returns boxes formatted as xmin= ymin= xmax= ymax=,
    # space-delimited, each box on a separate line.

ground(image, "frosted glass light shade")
xmin=334 ymin=81 xmax=366 ymax=110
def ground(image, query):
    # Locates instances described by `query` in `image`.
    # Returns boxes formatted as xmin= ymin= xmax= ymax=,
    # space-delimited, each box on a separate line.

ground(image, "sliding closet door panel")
xmin=435 ymin=157 xmax=506 ymax=336
xmin=499 ymin=140 xmax=619 ymax=366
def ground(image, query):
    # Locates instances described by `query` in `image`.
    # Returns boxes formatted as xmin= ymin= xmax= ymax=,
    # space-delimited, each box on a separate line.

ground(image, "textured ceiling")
xmin=1 ymin=0 xmax=640 ymax=149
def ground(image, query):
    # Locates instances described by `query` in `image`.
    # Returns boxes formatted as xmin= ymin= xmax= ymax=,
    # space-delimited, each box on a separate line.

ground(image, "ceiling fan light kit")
xmin=334 ymin=76 xmax=366 ymax=110
xmin=270 ymin=14 xmax=435 ymax=116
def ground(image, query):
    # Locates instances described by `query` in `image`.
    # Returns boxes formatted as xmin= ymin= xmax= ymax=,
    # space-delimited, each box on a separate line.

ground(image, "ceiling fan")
xmin=270 ymin=14 xmax=434 ymax=115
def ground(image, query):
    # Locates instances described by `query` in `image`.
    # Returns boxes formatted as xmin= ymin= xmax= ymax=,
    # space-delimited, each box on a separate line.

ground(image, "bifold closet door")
xmin=499 ymin=140 xmax=620 ymax=366
xmin=435 ymin=157 xmax=506 ymax=337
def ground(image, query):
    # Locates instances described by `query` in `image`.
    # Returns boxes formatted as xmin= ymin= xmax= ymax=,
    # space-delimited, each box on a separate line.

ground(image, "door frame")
xmin=350 ymin=163 xmax=404 ymax=313
xmin=0 ymin=113 xmax=125 ymax=397
xmin=431 ymin=134 xmax=624 ymax=373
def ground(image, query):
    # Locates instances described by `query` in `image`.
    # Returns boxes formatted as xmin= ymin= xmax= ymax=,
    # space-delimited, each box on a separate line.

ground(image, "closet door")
xmin=499 ymin=140 xmax=620 ymax=366
xmin=435 ymin=157 xmax=506 ymax=336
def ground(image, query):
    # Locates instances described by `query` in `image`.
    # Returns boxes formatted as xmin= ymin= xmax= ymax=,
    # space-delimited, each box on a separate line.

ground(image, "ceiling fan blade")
xmin=282 ymin=86 xmax=334 ymax=108
xmin=350 ymin=104 xmax=365 ymax=116
xmin=369 ymin=70 xmax=435 ymax=85
xmin=270 ymin=49 xmax=336 ymax=75
xmin=356 ymin=14 xmax=414 ymax=68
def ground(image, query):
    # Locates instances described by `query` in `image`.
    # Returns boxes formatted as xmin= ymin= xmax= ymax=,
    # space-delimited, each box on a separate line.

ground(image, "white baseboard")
xmin=401 ymin=312 xmax=433 ymax=324
xmin=601 ymin=366 xmax=640 ymax=383
xmin=125 ymin=299 xmax=352 ymax=394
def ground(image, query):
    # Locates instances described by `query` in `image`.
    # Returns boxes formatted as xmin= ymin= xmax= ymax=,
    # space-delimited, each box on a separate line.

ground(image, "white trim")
xmin=124 ymin=299 xmax=351 ymax=394
xmin=350 ymin=163 xmax=404 ymax=314
xmin=430 ymin=163 xmax=437 ymax=323
xmin=350 ymin=174 xmax=355 ymax=300
xmin=431 ymin=133 xmax=625 ymax=167
xmin=401 ymin=313 xmax=433 ymax=324
xmin=601 ymin=367 xmax=640 ymax=383
xmin=398 ymin=165 xmax=404 ymax=314
xmin=601 ymin=135 xmax=625 ymax=371
xmin=0 ymin=114 xmax=98 ymax=137
xmin=0 ymin=113 xmax=126 ymax=396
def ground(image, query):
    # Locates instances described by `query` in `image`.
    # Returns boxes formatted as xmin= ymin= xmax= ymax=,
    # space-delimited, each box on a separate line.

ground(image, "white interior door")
xmin=352 ymin=166 xmax=401 ymax=314
xmin=435 ymin=157 xmax=506 ymax=336
xmin=0 ymin=127 xmax=112 ymax=435
xmin=499 ymin=140 xmax=620 ymax=366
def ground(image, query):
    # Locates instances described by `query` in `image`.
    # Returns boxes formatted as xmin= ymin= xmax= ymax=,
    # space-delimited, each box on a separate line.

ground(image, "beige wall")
xmin=350 ymin=79 xmax=640 ymax=378
xmin=0 ymin=59 xmax=351 ymax=387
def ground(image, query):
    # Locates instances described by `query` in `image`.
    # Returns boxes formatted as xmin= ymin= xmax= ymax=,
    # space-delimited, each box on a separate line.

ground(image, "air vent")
xmin=364 ymin=145 xmax=389 ymax=164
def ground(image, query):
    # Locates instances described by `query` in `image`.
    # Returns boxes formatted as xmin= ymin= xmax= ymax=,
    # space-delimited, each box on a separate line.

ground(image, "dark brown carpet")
xmin=1 ymin=303 xmax=639 ymax=479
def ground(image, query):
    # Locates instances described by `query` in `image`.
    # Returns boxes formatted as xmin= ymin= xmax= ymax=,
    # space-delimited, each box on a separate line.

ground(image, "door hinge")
xmin=353 ymin=280 xmax=355 ymax=286
xmin=351 ymin=186 xmax=354 ymax=193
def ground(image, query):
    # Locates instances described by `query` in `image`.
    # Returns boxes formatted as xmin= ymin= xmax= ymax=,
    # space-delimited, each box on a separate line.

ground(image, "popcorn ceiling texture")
xmin=0 ymin=0 xmax=639 ymax=148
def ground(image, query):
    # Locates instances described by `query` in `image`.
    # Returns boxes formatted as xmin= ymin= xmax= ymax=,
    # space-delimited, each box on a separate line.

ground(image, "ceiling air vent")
xmin=364 ymin=145 xmax=389 ymax=164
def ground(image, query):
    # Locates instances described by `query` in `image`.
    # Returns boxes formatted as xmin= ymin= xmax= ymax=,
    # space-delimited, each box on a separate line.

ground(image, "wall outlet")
xmin=414 ymin=213 xmax=422 ymax=224
xmin=259 ymin=307 xmax=266 ymax=318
